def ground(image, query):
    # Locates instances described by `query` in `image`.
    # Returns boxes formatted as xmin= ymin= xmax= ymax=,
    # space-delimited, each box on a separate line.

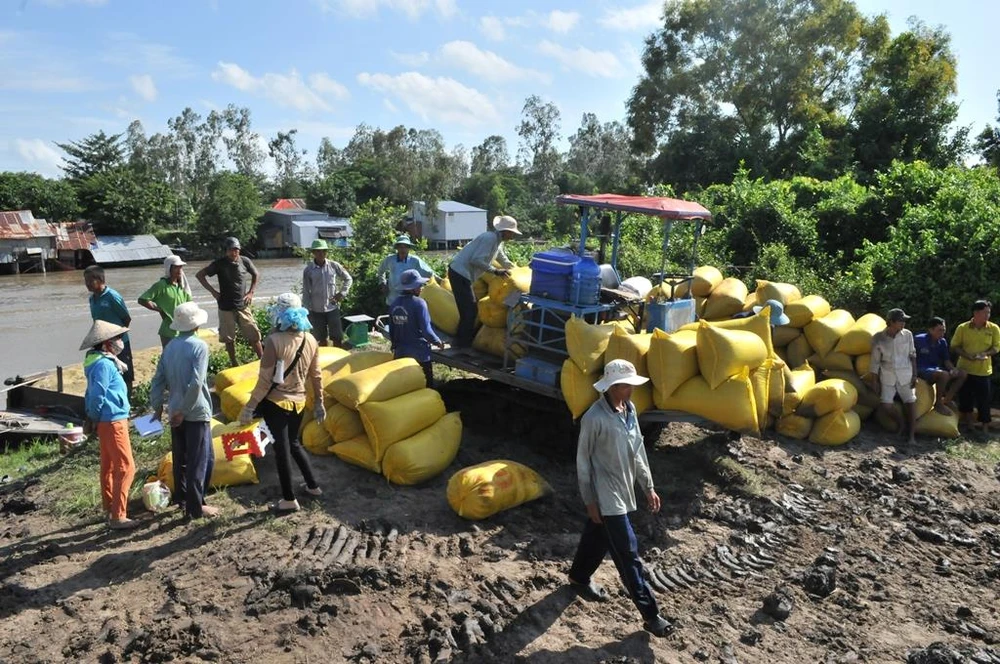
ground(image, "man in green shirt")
xmin=951 ymin=300 xmax=1000 ymax=433
xmin=139 ymin=255 xmax=193 ymax=347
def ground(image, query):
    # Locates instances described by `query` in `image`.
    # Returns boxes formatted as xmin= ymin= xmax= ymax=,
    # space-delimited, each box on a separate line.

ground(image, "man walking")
xmin=377 ymin=235 xmax=435 ymax=306
xmin=84 ymin=265 xmax=134 ymax=394
xmin=196 ymin=237 xmax=263 ymax=366
xmin=447 ymin=215 xmax=520 ymax=348
xmin=914 ymin=317 xmax=966 ymax=415
xmin=149 ymin=302 xmax=219 ymax=519
xmin=302 ymin=239 xmax=352 ymax=347
xmin=869 ymin=308 xmax=918 ymax=445
xmin=567 ymin=359 xmax=671 ymax=638
xmin=951 ymin=300 xmax=1000 ymax=433
xmin=138 ymin=255 xmax=193 ymax=348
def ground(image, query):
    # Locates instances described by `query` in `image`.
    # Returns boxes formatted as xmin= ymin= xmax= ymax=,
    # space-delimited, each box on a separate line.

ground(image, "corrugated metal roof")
xmin=0 ymin=210 xmax=55 ymax=240
xmin=272 ymin=198 xmax=307 ymax=210
xmin=89 ymin=235 xmax=173 ymax=264
xmin=51 ymin=221 xmax=96 ymax=251
xmin=292 ymin=219 xmax=353 ymax=235
xmin=435 ymin=200 xmax=486 ymax=213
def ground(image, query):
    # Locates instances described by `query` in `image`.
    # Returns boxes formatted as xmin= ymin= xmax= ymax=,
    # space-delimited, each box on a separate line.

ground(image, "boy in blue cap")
xmin=389 ymin=269 xmax=443 ymax=386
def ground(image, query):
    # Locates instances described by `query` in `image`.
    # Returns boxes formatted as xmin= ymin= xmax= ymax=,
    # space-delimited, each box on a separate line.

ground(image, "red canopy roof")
xmin=555 ymin=194 xmax=712 ymax=220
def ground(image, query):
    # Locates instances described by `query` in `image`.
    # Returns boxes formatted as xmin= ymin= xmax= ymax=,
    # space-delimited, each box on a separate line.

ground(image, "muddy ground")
xmin=1 ymin=380 xmax=999 ymax=663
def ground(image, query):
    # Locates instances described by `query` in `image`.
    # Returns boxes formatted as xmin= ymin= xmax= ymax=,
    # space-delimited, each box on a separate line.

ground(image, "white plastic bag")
xmin=142 ymin=479 xmax=172 ymax=512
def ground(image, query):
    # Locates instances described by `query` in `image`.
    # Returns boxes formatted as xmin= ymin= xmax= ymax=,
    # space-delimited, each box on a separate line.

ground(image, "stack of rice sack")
xmin=323 ymin=356 xmax=463 ymax=485
xmin=778 ymin=377 xmax=861 ymax=445
xmin=472 ymin=267 xmax=532 ymax=358
xmin=423 ymin=277 xmax=459 ymax=336
xmin=645 ymin=265 xmax=739 ymax=320
xmin=561 ymin=317 xmax=637 ymax=419
xmin=156 ymin=418 xmax=260 ymax=491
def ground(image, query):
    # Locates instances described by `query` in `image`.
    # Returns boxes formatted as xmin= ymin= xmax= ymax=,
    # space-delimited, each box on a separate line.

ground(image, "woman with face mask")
xmin=81 ymin=320 xmax=139 ymax=529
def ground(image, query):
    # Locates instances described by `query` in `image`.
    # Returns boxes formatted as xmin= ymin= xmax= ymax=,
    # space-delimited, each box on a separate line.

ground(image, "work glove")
xmin=314 ymin=403 xmax=327 ymax=423
xmin=238 ymin=406 xmax=255 ymax=426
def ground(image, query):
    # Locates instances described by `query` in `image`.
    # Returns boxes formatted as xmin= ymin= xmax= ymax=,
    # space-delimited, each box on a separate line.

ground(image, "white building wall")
xmin=443 ymin=210 xmax=487 ymax=241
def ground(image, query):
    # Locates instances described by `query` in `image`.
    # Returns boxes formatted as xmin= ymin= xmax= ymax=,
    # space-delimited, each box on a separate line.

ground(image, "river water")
xmin=0 ymin=258 xmax=310 ymax=386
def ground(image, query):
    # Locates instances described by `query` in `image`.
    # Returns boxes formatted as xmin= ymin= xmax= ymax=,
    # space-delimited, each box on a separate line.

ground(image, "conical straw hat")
xmin=79 ymin=320 xmax=129 ymax=351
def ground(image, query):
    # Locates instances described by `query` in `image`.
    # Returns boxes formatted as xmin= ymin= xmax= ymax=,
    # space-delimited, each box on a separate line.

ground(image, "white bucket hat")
xmin=493 ymin=215 xmax=522 ymax=235
xmin=593 ymin=359 xmax=650 ymax=393
xmin=170 ymin=302 xmax=209 ymax=332
xmin=79 ymin=320 xmax=129 ymax=351
xmin=164 ymin=255 xmax=187 ymax=269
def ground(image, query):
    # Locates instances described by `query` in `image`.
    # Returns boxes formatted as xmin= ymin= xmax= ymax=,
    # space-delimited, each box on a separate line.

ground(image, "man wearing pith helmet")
xmin=302 ymin=238 xmax=352 ymax=347
xmin=377 ymin=234 xmax=436 ymax=306
xmin=567 ymin=359 xmax=672 ymax=638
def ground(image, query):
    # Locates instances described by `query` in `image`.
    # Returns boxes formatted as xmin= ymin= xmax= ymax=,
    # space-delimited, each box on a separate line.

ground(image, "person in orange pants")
xmin=82 ymin=320 xmax=138 ymax=529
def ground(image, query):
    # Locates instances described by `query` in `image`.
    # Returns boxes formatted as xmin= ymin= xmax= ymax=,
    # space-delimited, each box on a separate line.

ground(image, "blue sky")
xmin=1 ymin=0 xmax=997 ymax=178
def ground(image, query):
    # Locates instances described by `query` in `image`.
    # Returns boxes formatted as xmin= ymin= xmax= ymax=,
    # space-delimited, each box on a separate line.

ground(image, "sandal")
xmin=568 ymin=576 xmax=609 ymax=602
xmin=108 ymin=518 xmax=140 ymax=530
xmin=300 ymin=484 xmax=322 ymax=497
xmin=274 ymin=499 xmax=300 ymax=513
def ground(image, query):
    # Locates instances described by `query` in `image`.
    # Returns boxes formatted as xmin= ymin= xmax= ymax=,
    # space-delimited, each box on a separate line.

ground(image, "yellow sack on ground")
xmin=323 ymin=402 xmax=366 ymax=442
xmin=562 ymin=359 xmax=600 ymax=419
xmin=696 ymin=322 xmax=768 ymax=389
xmin=855 ymin=353 xmax=871 ymax=376
xmin=326 ymin=358 xmax=426 ymax=409
xmin=823 ymin=352 xmax=855 ymax=373
xmin=755 ymin=280 xmax=802 ymax=306
xmin=329 ymin=435 xmax=381 ymax=473
xmin=777 ymin=414 xmax=813 ymax=439
xmin=157 ymin=437 xmax=258 ymax=491
xmin=915 ymin=409 xmax=959 ymax=438
xmin=810 ymin=409 xmax=861 ymax=446
xmin=674 ymin=265 xmax=724 ymax=298
xmin=915 ymin=379 xmax=936 ymax=418
xmin=424 ymin=281 xmax=460 ymax=335
xmin=632 ymin=382 xmax=654 ymax=415
xmin=210 ymin=418 xmax=227 ymax=437
xmin=324 ymin=350 xmax=395 ymax=383
xmin=805 ymin=309 xmax=855 ymax=358
xmin=317 ymin=346 xmax=351 ymax=368
xmin=702 ymin=278 xmax=748 ymax=320
xmin=773 ymin=326 xmax=802 ymax=347
xmin=875 ymin=402 xmax=904 ymax=432
xmin=302 ymin=419 xmax=334 ymax=455
xmin=605 ymin=328 xmax=653 ymax=376
xmin=787 ymin=334 xmax=813 ymax=369
xmin=680 ymin=309 xmax=775 ymax=357
xmin=854 ymin=403 xmax=874 ymax=420
xmin=822 ymin=370 xmax=880 ymax=408
xmin=219 ymin=379 xmax=256 ymax=422
xmin=648 ymin=328 xmax=698 ymax=403
xmin=473 ymin=325 xmax=525 ymax=358
xmin=359 ymin=388 xmax=447 ymax=461
xmin=835 ymin=313 xmax=887 ymax=355
xmin=764 ymin=358 xmax=785 ymax=418
xmin=215 ymin=361 xmax=261 ymax=393
xmin=798 ymin=378 xmax=858 ymax=418
xmin=488 ymin=266 xmax=532 ymax=302
xmin=782 ymin=362 xmax=817 ymax=415
xmin=660 ymin=370 xmax=759 ymax=434
xmin=750 ymin=362 xmax=770 ymax=432
xmin=447 ymin=460 xmax=551 ymax=520
xmin=477 ymin=297 xmax=508 ymax=328
xmin=566 ymin=317 xmax=623 ymax=375
xmin=785 ymin=295 xmax=832 ymax=328
xmin=382 ymin=412 xmax=463 ymax=485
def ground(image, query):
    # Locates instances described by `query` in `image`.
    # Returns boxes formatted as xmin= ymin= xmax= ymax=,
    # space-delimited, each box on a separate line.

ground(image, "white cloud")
xmin=538 ymin=41 xmax=624 ymax=78
xmin=391 ymin=50 xmax=431 ymax=67
xmin=14 ymin=139 xmax=64 ymax=177
xmin=478 ymin=15 xmax=505 ymax=41
xmin=0 ymin=30 xmax=95 ymax=92
xmin=439 ymin=41 xmax=548 ymax=84
xmin=129 ymin=74 xmax=157 ymax=102
xmin=212 ymin=62 xmax=350 ymax=112
xmin=541 ymin=10 xmax=580 ymax=34
xmin=598 ymin=2 xmax=662 ymax=31
xmin=102 ymin=32 xmax=196 ymax=78
xmin=357 ymin=71 xmax=499 ymax=127
xmin=313 ymin=0 xmax=455 ymax=19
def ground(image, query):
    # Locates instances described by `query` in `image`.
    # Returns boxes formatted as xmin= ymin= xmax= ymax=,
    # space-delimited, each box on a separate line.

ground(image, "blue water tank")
xmin=569 ymin=256 xmax=602 ymax=305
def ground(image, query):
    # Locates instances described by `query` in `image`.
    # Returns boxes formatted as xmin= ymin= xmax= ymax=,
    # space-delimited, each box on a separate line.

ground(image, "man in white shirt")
xmin=302 ymin=239 xmax=353 ymax=347
xmin=868 ymin=308 xmax=918 ymax=445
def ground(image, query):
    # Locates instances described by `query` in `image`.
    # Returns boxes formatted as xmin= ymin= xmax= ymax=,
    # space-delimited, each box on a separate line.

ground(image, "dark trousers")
xmin=120 ymin=340 xmax=135 ymax=391
xmin=959 ymin=374 xmax=993 ymax=423
xmin=258 ymin=399 xmax=318 ymax=501
xmin=448 ymin=267 xmax=478 ymax=347
xmin=171 ymin=420 xmax=214 ymax=518
xmin=569 ymin=513 xmax=660 ymax=622
xmin=308 ymin=309 xmax=344 ymax=347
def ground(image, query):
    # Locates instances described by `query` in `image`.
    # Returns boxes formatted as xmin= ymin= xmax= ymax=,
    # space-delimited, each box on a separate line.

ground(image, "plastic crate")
xmin=514 ymin=357 xmax=562 ymax=387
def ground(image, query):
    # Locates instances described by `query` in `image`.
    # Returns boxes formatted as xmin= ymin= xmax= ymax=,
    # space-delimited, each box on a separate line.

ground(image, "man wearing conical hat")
xmin=81 ymin=320 xmax=138 ymax=530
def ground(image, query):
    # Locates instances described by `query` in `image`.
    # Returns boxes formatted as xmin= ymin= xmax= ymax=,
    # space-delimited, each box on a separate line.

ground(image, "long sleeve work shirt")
xmin=448 ymin=231 xmax=513 ymax=283
xmin=576 ymin=394 xmax=654 ymax=517
xmin=378 ymin=253 xmax=436 ymax=305
xmin=149 ymin=332 xmax=213 ymax=423
xmin=83 ymin=351 xmax=130 ymax=422
xmin=389 ymin=294 xmax=441 ymax=363
xmin=302 ymin=259 xmax=352 ymax=313
xmin=245 ymin=330 xmax=322 ymax=411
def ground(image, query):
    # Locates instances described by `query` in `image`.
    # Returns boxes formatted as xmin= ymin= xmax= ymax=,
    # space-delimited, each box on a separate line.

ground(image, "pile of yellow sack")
xmin=319 ymin=353 xmax=464 ymax=485
xmin=156 ymin=418 xmax=260 ymax=491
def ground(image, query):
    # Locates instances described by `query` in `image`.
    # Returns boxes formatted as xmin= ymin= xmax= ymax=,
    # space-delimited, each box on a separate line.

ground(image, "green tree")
xmin=198 ymin=172 xmax=263 ymax=245
xmin=316 ymin=137 xmax=345 ymax=177
xmin=565 ymin=113 xmax=635 ymax=192
xmin=78 ymin=166 xmax=181 ymax=235
xmin=0 ymin=172 xmax=81 ymax=221
xmin=268 ymin=129 xmax=307 ymax=197
xmin=471 ymin=135 xmax=510 ymax=174
xmin=517 ymin=95 xmax=562 ymax=202
xmin=57 ymin=131 xmax=125 ymax=182
xmin=306 ymin=173 xmax=358 ymax=218
xmin=335 ymin=198 xmax=407 ymax=316
xmin=221 ymin=105 xmax=265 ymax=180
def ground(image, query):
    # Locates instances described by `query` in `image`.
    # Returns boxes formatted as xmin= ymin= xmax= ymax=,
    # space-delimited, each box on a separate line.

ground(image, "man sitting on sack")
xmin=868 ymin=308 xmax=918 ymax=446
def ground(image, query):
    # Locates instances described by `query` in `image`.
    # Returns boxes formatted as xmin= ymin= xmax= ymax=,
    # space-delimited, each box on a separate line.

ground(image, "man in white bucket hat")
xmin=447 ymin=215 xmax=521 ymax=348
xmin=567 ymin=359 xmax=671 ymax=637
xmin=150 ymin=302 xmax=218 ymax=519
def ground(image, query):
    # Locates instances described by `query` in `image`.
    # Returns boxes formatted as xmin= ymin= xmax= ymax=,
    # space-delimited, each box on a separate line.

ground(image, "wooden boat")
xmin=0 ymin=368 xmax=85 ymax=446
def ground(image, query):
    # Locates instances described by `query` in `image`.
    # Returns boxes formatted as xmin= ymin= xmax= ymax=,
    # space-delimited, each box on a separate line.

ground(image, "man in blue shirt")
xmin=389 ymin=269 xmax=443 ymax=386
xmin=915 ymin=316 xmax=967 ymax=415
xmin=150 ymin=302 xmax=218 ymax=519
xmin=84 ymin=265 xmax=134 ymax=393
xmin=377 ymin=235 xmax=436 ymax=307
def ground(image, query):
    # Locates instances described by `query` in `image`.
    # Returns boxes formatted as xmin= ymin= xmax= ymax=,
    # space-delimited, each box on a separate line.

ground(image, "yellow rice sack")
xmin=835 ymin=313 xmax=887 ymax=355
xmin=750 ymin=362 xmax=770 ymax=432
xmin=219 ymin=378 xmax=256 ymax=422
xmin=447 ymin=460 xmax=551 ymax=520
xmin=798 ymin=378 xmax=858 ymax=418
xmin=648 ymin=328 xmax=699 ymax=403
xmin=821 ymin=370 xmax=880 ymax=408
xmin=323 ymin=402 xmax=366 ymax=443
xmin=680 ymin=308 xmax=775 ymax=357
xmin=777 ymin=414 xmax=813 ymax=440
xmin=329 ymin=435 xmax=381 ymax=473
xmin=855 ymin=353 xmax=871 ymax=376
xmin=702 ymin=277 xmax=749 ymax=320
xmin=804 ymin=309 xmax=856 ymax=357
xmin=473 ymin=274 xmax=490 ymax=300
xmin=742 ymin=291 xmax=757 ymax=313
xmin=381 ymin=412 xmax=463 ymax=485
xmin=787 ymin=334 xmax=813 ymax=369
xmin=326 ymin=358 xmax=426 ymax=410
xmin=157 ymin=437 xmax=258 ymax=491
xmin=675 ymin=265 xmax=724 ymax=298
xmin=423 ymin=280 xmax=460 ymax=335
xmin=696 ymin=322 xmax=768 ymax=389
xmin=773 ymin=326 xmax=802 ymax=347
xmin=915 ymin=379 xmax=936 ymax=418
xmin=316 ymin=346 xmax=351 ymax=368
xmin=477 ymin=297 xmax=508 ymax=328
xmin=324 ymin=350 xmax=395 ymax=383
xmin=472 ymin=325 xmax=525 ymax=358
xmin=784 ymin=295 xmax=832 ymax=328
xmin=487 ymin=266 xmax=532 ymax=303
xmin=215 ymin=361 xmax=261 ymax=393
xmin=810 ymin=409 xmax=860 ymax=446
xmin=359 ymin=388 xmax=447 ymax=462
xmin=822 ymin=352 xmax=855 ymax=373
xmin=755 ymin=280 xmax=802 ymax=306
xmin=562 ymin=359 xmax=600 ymax=420
xmin=566 ymin=317 xmax=623 ymax=375
xmin=632 ymin=382 xmax=654 ymax=415
xmin=854 ymin=403 xmax=874 ymax=420
xmin=782 ymin=361 xmax=817 ymax=415
xmin=660 ymin=369 xmax=760 ymax=434
xmin=605 ymin=328 xmax=653 ymax=377
xmin=764 ymin=358 xmax=786 ymax=418
xmin=915 ymin=409 xmax=959 ymax=438
xmin=302 ymin=419 xmax=334 ymax=456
